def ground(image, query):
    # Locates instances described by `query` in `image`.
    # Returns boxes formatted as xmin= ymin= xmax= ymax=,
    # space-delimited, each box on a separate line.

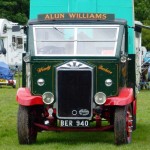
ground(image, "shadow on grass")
xmin=36 ymin=131 xmax=115 ymax=145
xmin=34 ymin=122 xmax=150 ymax=145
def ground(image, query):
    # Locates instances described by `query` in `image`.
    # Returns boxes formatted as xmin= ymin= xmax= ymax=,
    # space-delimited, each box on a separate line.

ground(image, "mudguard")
xmin=105 ymin=88 xmax=134 ymax=106
xmin=17 ymin=87 xmax=134 ymax=106
xmin=16 ymin=88 xmax=43 ymax=106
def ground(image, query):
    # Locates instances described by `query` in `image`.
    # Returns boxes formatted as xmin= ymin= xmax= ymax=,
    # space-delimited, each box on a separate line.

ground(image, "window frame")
xmin=33 ymin=25 xmax=120 ymax=57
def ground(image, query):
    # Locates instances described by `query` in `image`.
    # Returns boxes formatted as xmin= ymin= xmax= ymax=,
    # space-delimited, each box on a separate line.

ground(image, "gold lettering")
xmin=44 ymin=14 xmax=65 ymax=20
xmin=55 ymin=14 xmax=59 ymax=19
xmin=45 ymin=14 xmax=50 ymax=20
xmin=89 ymin=14 xmax=95 ymax=19
xmin=82 ymin=13 xmax=87 ymax=19
xmin=44 ymin=13 xmax=108 ymax=21
xmin=37 ymin=66 xmax=51 ymax=73
xmin=49 ymin=14 xmax=53 ymax=19
xmin=94 ymin=14 xmax=107 ymax=20
xmin=98 ymin=65 xmax=112 ymax=74
xmin=102 ymin=14 xmax=107 ymax=20
xmin=60 ymin=13 xmax=65 ymax=19
xmin=95 ymin=14 xmax=102 ymax=19
xmin=68 ymin=13 xmax=76 ymax=19
xmin=79 ymin=14 xmax=83 ymax=19
xmin=86 ymin=13 xmax=89 ymax=18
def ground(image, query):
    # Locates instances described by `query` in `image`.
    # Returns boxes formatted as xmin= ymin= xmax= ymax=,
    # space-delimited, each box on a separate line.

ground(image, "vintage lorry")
xmin=16 ymin=0 xmax=138 ymax=145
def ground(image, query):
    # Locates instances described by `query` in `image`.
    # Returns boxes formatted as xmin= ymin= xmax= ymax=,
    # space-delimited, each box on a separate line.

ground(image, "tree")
xmin=134 ymin=0 xmax=150 ymax=21
xmin=0 ymin=0 xmax=29 ymax=25
xmin=142 ymin=20 xmax=150 ymax=50
xmin=134 ymin=0 xmax=150 ymax=50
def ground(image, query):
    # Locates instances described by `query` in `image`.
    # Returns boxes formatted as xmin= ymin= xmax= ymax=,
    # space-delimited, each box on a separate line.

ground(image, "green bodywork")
xmin=22 ymin=19 xmax=130 ymax=98
xmin=22 ymin=0 xmax=136 ymax=98
xmin=30 ymin=57 xmax=119 ymax=97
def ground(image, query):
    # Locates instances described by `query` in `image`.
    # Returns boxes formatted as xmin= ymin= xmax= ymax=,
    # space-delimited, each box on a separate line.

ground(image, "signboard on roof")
xmin=38 ymin=13 xmax=115 ymax=21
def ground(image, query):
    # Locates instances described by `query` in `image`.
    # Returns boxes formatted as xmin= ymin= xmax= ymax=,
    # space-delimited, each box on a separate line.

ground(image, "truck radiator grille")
xmin=56 ymin=61 xmax=93 ymax=119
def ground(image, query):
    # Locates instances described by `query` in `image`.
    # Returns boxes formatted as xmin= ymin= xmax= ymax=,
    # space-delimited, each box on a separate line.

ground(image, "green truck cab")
xmin=16 ymin=0 xmax=137 ymax=145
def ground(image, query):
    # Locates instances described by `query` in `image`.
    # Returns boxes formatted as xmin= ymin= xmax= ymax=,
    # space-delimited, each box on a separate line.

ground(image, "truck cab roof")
xmin=28 ymin=18 xmax=127 ymax=26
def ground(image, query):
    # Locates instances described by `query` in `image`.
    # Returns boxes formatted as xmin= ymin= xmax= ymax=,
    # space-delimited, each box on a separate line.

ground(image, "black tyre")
xmin=17 ymin=105 xmax=37 ymax=144
xmin=109 ymin=108 xmax=115 ymax=126
xmin=114 ymin=105 xmax=133 ymax=145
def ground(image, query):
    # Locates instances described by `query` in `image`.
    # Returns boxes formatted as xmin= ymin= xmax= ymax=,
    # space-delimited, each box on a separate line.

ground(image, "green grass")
xmin=0 ymin=81 xmax=150 ymax=150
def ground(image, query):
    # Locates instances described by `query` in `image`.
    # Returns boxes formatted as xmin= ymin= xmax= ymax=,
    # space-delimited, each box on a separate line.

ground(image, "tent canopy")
xmin=0 ymin=61 xmax=13 ymax=80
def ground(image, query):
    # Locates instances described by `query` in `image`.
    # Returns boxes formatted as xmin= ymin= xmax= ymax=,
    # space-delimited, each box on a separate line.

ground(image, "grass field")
xmin=0 ymin=81 xmax=150 ymax=150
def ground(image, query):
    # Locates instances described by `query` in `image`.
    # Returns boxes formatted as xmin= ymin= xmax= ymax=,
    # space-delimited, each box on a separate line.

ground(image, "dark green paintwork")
xmin=23 ymin=17 xmax=130 ymax=98
xmin=95 ymin=62 xmax=118 ymax=96
xmin=30 ymin=58 xmax=119 ymax=97
xmin=31 ymin=61 xmax=56 ymax=95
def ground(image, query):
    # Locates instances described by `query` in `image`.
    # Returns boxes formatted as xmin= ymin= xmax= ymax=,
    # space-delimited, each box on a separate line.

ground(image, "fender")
xmin=16 ymin=88 xmax=43 ymax=106
xmin=104 ymin=88 xmax=134 ymax=106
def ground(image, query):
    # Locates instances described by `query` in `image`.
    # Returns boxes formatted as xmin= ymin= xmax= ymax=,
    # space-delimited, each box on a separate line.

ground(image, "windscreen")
xmin=33 ymin=25 xmax=119 ymax=56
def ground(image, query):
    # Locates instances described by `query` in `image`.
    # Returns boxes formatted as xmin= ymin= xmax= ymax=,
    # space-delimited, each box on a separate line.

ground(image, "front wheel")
xmin=114 ymin=105 xmax=133 ymax=145
xmin=17 ymin=105 xmax=37 ymax=144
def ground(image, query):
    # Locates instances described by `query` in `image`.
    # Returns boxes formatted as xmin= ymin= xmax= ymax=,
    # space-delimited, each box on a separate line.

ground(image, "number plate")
xmin=60 ymin=120 xmax=89 ymax=127
xmin=0 ymin=79 xmax=6 ymax=83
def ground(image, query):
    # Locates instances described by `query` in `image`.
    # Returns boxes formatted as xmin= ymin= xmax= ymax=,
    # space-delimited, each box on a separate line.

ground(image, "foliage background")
xmin=0 ymin=0 xmax=150 ymax=49
xmin=134 ymin=0 xmax=150 ymax=50
xmin=0 ymin=0 xmax=29 ymax=24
